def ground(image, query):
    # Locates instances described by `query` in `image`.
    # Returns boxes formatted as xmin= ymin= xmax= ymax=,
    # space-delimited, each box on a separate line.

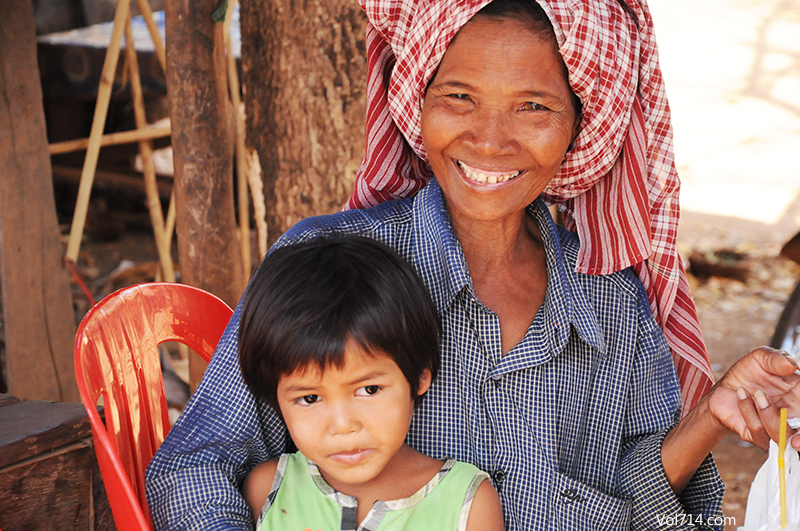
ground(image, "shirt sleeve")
xmin=617 ymin=293 xmax=725 ymax=531
xmin=619 ymin=430 xmax=725 ymax=530
xmin=145 ymin=300 xmax=289 ymax=531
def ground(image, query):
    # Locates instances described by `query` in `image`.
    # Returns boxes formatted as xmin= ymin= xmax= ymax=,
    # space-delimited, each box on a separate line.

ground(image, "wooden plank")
xmin=0 ymin=394 xmax=20 ymax=407
xmin=0 ymin=0 xmax=79 ymax=401
xmin=0 ymin=400 xmax=92 ymax=468
xmin=0 ymin=443 xmax=93 ymax=530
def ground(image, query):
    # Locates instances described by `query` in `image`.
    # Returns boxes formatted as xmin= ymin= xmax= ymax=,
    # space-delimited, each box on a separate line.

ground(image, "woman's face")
xmin=421 ymin=15 xmax=579 ymax=224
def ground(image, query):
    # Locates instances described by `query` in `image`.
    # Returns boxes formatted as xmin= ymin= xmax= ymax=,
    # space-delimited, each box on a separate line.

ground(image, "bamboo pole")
xmin=165 ymin=191 xmax=177 ymax=243
xmin=124 ymin=16 xmax=176 ymax=283
xmin=247 ymin=148 xmax=268 ymax=258
xmin=64 ymin=0 xmax=132 ymax=263
xmin=49 ymin=124 xmax=170 ymax=155
xmin=133 ymin=0 xmax=166 ymax=73
xmin=223 ymin=0 xmax=251 ymax=280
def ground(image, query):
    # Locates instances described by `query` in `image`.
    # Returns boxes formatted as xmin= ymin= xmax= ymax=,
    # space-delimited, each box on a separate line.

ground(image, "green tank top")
xmin=256 ymin=452 xmax=489 ymax=531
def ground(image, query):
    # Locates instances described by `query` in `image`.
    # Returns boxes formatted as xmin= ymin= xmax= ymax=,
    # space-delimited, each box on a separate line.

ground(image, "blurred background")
xmin=651 ymin=0 xmax=800 ymax=527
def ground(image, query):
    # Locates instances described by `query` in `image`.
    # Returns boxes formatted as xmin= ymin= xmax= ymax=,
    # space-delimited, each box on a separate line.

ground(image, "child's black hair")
xmin=238 ymin=235 xmax=441 ymax=413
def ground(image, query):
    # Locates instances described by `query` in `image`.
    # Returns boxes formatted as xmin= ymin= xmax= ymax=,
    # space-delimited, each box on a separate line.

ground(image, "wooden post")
xmin=223 ymin=0 xmax=252 ymax=282
xmin=165 ymin=0 xmax=245 ymax=387
xmin=0 ymin=0 xmax=79 ymax=402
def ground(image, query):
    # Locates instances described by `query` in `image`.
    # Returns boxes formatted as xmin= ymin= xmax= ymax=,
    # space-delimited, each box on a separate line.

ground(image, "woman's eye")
xmin=298 ymin=394 xmax=319 ymax=405
xmin=448 ymin=93 xmax=470 ymax=101
xmin=521 ymin=101 xmax=547 ymax=111
xmin=356 ymin=385 xmax=381 ymax=396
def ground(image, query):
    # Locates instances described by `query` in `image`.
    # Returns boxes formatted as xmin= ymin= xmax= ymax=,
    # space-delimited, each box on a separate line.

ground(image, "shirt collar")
xmin=411 ymin=179 xmax=471 ymax=315
xmin=411 ymin=179 xmax=606 ymax=356
xmin=528 ymin=201 xmax=607 ymax=357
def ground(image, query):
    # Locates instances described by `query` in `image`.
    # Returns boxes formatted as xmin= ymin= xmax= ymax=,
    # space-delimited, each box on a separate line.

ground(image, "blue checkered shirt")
xmin=146 ymin=180 xmax=724 ymax=530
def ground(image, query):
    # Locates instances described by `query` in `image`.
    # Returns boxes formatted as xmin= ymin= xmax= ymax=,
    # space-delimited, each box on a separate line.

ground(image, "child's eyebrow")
xmin=281 ymin=370 xmax=390 ymax=394
xmin=281 ymin=384 xmax=319 ymax=394
xmin=344 ymin=370 xmax=388 ymax=386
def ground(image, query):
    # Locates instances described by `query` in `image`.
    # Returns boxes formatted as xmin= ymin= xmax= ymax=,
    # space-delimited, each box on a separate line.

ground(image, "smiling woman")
xmin=422 ymin=16 xmax=579 ymax=224
xmin=349 ymin=0 xmax=723 ymax=420
xmin=420 ymin=14 xmax=578 ymax=353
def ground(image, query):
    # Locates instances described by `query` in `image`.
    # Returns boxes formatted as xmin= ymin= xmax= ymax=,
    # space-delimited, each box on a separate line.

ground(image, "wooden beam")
xmin=0 ymin=0 xmax=79 ymax=402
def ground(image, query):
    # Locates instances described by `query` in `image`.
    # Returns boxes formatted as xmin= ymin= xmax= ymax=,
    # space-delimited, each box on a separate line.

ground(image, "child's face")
xmin=276 ymin=340 xmax=431 ymax=493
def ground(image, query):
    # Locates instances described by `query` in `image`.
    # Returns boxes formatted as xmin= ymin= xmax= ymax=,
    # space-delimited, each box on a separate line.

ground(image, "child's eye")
xmin=356 ymin=385 xmax=381 ymax=396
xmin=297 ymin=394 xmax=319 ymax=405
xmin=520 ymin=101 xmax=547 ymax=111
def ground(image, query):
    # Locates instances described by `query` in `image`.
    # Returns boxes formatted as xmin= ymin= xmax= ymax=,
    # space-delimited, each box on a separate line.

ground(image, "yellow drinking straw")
xmin=780 ymin=407 xmax=788 ymax=530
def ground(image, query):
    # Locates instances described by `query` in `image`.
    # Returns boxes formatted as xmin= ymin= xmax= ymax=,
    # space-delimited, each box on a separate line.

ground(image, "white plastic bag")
xmin=739 ymin=434 xmax=800 ymax=531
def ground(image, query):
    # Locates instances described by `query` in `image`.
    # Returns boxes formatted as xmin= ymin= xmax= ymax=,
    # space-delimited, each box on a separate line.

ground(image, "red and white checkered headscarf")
xmin=347 ymin=0 xmax=713 ymax=414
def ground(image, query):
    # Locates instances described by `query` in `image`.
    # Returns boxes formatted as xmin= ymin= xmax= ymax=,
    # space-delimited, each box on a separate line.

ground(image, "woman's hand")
xmin=706 ymin=346 xmax=800 ymax=450
xmin=663 ymin=346 xmax=800 ymax=494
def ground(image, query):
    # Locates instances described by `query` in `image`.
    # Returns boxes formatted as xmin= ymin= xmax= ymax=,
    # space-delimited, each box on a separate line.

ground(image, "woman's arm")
xmin=662 ymin=347 xmax=800 ymax=493
xmin=616 ymin=290 xmax=724 ymax=530
xmin=243 ymin=459 xmax=280 ymax=522
xmin=145 ymin=303 xmax=288 ymax=530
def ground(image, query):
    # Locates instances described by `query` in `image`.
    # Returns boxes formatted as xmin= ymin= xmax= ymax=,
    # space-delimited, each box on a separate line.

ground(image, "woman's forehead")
xmin=433 ymin=16 xmax=569 ymax=97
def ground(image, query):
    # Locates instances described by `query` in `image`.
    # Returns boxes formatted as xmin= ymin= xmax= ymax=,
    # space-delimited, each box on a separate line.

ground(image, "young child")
xmin=238 ymin=235 xmax=504 ymax=531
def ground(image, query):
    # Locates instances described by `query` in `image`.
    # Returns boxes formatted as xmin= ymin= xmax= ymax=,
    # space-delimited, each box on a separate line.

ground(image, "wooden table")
xmin=0 ymin=394 xmax=115 ymax=530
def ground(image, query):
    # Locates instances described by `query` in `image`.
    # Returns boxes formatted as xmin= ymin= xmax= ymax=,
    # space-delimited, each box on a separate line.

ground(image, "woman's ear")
xmin=417 ymin=369 xmax=433 ymax=396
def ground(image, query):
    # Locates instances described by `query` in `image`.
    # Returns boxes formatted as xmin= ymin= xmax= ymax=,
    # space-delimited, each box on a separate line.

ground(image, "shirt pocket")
xmin=549 ymin=470 xmax=632 ymax=531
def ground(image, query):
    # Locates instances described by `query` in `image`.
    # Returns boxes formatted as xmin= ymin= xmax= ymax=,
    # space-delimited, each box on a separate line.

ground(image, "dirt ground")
xmin=679 ymin=211 xmax=800 ymax=529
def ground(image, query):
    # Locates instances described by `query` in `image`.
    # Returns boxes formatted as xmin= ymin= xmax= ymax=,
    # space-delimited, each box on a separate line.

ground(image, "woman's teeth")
xmin=457 ymin=161 xmax=521 ymax=184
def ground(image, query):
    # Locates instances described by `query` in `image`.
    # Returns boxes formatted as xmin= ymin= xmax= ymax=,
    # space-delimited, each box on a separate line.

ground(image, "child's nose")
xmin=328 ymin=401 xmax=359 ymax=435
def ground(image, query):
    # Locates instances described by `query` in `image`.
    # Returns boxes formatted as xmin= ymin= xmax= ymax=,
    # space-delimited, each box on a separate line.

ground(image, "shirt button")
xmin=492 ymin=469 xmax=505 ymax=484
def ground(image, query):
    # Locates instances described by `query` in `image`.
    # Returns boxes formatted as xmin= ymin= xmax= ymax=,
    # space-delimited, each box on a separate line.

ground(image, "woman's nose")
xmin=462 ymin=111 xmax=519 ymax=157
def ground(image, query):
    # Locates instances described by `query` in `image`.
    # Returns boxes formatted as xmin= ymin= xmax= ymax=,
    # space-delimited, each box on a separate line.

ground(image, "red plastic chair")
xmin=74 ymin=282 xmax=233 ymax=531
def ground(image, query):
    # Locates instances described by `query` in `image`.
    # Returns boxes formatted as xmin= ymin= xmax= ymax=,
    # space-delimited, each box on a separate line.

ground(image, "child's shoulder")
xmin=464 ymin=476 xmax=504 ymax=531
xmin=437 ymin=460 xmax=503 ymax=531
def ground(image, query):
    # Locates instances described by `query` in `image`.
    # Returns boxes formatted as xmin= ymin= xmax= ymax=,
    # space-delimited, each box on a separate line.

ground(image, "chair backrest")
xmin=74 ymin=282 xmax=233 ymax=531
